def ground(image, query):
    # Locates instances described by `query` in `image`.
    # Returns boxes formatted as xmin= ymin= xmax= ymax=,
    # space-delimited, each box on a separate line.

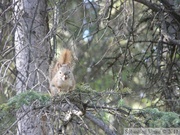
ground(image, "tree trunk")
xmin=13 ymin=0 xmax=50 ymax=134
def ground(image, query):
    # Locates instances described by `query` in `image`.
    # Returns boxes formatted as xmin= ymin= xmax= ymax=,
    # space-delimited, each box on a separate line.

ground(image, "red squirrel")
xmin=50 ymin=49 xmax=75 ymax=96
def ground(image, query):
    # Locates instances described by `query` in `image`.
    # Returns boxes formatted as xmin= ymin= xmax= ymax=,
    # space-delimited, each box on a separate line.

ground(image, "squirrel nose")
xmin=63 ymin=72 xmax=69 ymax=80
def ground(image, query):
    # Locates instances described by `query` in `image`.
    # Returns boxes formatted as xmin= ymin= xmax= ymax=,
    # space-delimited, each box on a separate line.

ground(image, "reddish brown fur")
xmin=49 ymin=49 xmax=75 ymax=96
xmin=51 ymin=49 xmax=72 ymax=79
xmin=58 ymin=49 xmax=72 ymax=65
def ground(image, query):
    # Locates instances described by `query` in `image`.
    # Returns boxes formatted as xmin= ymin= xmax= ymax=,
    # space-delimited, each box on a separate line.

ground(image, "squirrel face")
xmin=61 ymin=71 xmax=71 ymax=81
xmin=57 ymin=64 xmax=72 ymax=81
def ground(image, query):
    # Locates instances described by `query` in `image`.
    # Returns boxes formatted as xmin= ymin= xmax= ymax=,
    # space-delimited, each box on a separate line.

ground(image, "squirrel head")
xmin=57 ymin=64 xmax=72 ymax=81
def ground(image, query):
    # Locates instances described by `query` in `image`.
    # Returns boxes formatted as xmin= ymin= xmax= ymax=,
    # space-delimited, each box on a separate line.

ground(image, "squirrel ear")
xmin=57 ymin=63 xmax=62 ymax=68
xmin=67 ymin=62 xmax=72 ymax=67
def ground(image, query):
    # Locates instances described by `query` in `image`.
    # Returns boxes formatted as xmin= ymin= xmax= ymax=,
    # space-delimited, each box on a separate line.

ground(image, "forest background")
xmin=0 ymin=0 xmax=180 ymax=134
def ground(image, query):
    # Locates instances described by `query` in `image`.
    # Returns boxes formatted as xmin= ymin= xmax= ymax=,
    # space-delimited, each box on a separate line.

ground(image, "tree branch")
xmin=161 ymin=18 xmax=180 ymax=46
xmin=134 ymin=0 xmax=161 ymax=12
xmin=85 ymin=111 xmax=116 ymax=135
xmin=87 ymin=105 xmax=130 ymax=115
xmin=159 ymin=0 xmax=180 ymax=25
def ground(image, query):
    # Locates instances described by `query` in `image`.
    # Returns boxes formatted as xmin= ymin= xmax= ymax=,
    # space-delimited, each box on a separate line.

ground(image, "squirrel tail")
xmin=59 ymin=49 xmax=72 ymax=64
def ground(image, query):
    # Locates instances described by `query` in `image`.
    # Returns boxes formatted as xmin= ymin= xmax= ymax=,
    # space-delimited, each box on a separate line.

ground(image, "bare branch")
xmin=161 ymin=17 xmax=180 ymax=46
xmin=85 ymin=111 xmax=116 ymax=135
xmin=135 ymin=0 xmax=161 ymax=12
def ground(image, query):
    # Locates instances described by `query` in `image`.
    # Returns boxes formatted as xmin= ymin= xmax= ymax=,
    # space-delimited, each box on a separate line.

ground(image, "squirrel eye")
xmin=59 ymin=71 xmax=62 ymax=74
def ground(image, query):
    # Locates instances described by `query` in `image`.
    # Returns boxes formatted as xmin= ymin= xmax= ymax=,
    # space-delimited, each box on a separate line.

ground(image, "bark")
xmin=14 ymin=0 xmax=50 ymax=93
xmin=13 ymin=0 xmax=50 ymax=134
xmin=85 ymin=112 xmax=117 ymax=135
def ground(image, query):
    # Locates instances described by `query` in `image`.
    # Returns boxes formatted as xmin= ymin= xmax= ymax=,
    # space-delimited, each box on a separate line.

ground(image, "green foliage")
xmin=117 ymin=87 xmax=132 ymax=107
xmin=118 ymin=99 xmax=125 ymax=107
xmin=0 ymin=90 xmax=50 ymax=112
xmin=120 ymin=87 xmax=132 ymax=95
xmin=0 ymin=91 xmax=50 ymax=133
xmin=121 ymin=67 xmax=134 ymax=82
xmin=76 ymin=83 xmax=95 ymax=93
xmin=141 ymin=108 xmax=180 ymax=128
xmin=0 ymin=110 xmax=15 ymax=133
